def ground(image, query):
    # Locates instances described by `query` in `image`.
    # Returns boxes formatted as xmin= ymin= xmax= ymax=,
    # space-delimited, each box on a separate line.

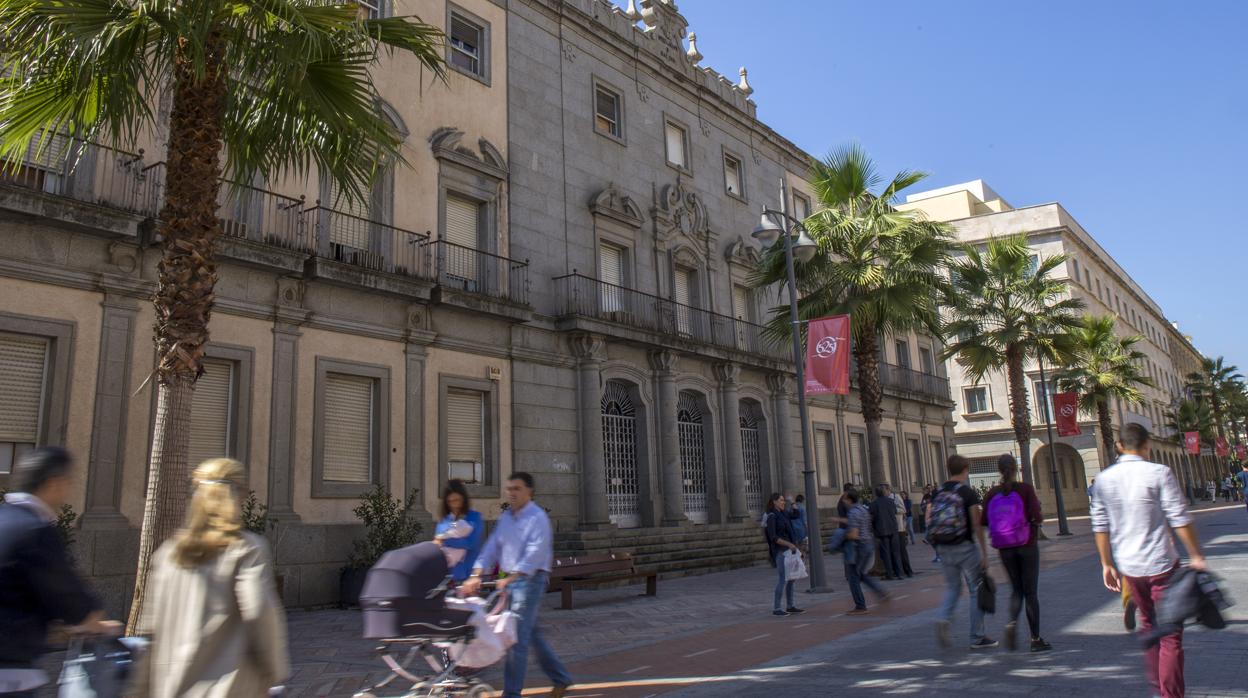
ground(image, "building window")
xmin=594 ymin=82 xmax=623 ymax=140
xmin=894 ymin=339 xmax=911 ymax=369
xmin=907 ymin=437 xmax=923 ymax=490
xmin=723 ymin=152 xmax=744 ymax=199
xmin=358 ymin=0 xmax=386 ymax=19
xmin=448 ymin=8 xmax=488 ymax=81
xmin=1083 ymin=269 xmax=1091 ymax=287
xmin=919 ymin=346 xmax=935 ymax=375
xmin=792 ymin=191 xmax=812 ymax=221
xmin=964 ymin=386 xmax=990 ymax=414
xmin=1071 ymin=258 xmax=1080 ymax=282
xmin=928 ymin=441 xmax=944 ymax=483
xmin=882 ymin=434 xmax=898 ymax=486
xmin=0 ymin=333 xmax=48 ymax=474
xmin=664 ymin=119 xmax=690 ymax=171
xmin=313 ymin=359 xmax=390 ymax=497
xmin=1026 ymin=254 xmax=1039 ymax=276
xmin=439 ymin=376 xmax=499 ymax=496
xmin=731 ymin=284 xmax=754 ymax=322
xmin=814 ymin=427 xmax=835 ymax=488
xmin=849 ymin=431 xmax=867 ymax=485
xmin=1033 ymin=379 xmax=1056 ymax=422
xmin=187 ymin=358 xmax=236 ymax=466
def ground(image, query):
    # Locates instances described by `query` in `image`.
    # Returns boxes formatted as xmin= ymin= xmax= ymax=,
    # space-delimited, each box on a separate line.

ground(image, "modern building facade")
xmin=900 ymin=181 xmax=1198 ymax=512
xmin=0 ymin=0 xmax=956 ymax=612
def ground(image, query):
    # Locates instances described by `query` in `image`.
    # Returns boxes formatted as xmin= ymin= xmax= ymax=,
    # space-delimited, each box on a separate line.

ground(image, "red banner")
xmin=1235 ymin=444 xmax=1247 ymax=460
xmin=1184 ymin=432 xmax=1201 ymax=455
xmin=805 ymin=315 xmax=851 ymax=396
xmin=1053 ymin=392 xmax=1081 ymax=436
xmin=1216 ymin=437 xmax=1230 ymax=457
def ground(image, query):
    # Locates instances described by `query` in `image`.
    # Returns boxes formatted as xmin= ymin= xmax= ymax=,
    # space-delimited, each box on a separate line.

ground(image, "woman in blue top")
xmin=434 ymin=479 xmax=484 ymax=583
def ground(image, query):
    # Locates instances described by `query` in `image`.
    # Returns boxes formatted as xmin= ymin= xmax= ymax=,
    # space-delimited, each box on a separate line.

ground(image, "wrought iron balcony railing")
xmin=0 ymin=136 xmax=152 ymax=215
xmin=304 ymin=206 xmax=432 ymax=281
xmin=849 ymin=358 xmax=953 ymax=403
xmin=555 ymin=272 xmax=787 ymax=359
xmin=427 ymin=239 xmax=529 ymax=305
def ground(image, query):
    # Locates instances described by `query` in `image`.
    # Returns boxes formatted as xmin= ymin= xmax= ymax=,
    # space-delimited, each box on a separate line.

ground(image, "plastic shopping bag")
xmin=784 ymin=549 xmax=808 ymax=581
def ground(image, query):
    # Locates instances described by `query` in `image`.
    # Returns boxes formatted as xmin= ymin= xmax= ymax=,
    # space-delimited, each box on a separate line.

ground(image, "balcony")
xmin=554 ymin=272 xmax=789 ymax=363
xmin=878 ymin=362 xmax=953 ymax=404
xmin=425 ymin=240 xmax=531 ymax=320
xmin=0 ymin=138 xmax=155 ymax=236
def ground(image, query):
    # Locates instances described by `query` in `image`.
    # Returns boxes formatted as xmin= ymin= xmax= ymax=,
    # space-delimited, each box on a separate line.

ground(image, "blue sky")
xmin=635 ymin=0 xmax=1247 ymax=370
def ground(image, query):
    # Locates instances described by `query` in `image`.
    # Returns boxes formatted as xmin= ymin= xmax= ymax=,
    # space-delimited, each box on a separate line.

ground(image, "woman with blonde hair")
xmin=133 ymin=458 xmax=289 ymax=697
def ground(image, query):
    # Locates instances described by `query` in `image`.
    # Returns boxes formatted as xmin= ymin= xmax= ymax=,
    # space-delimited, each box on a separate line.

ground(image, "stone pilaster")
xmin=768 ymin=372 xmax=800 ymax=496
xmin=715 ymin=362 xmax=748 ymax=521
xmin=81 ymin=295 xmax=137 ymax=529
xmin=572 ymin=334 xmax=611 ymax=528
xmin=650 ymin=350 xmax=684 ymax=525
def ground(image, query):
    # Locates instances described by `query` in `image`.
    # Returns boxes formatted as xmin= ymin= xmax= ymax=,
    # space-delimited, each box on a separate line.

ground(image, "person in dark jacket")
xmin=870 ymin=485 xmax=903 ymax=580
xmin=764 ymin=493 xmax=803 ymax=617
xmin=981 ymin=454 xmax=1050 ymax=652
xmin=0 ymin=448 xmax=116 ymax=696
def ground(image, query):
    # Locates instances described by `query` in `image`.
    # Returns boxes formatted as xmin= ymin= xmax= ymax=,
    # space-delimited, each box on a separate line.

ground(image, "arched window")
xmin=678 ymin=391 xmax=708 ymax=524
xmin=602 ymin=381 xmax=641 ymax=528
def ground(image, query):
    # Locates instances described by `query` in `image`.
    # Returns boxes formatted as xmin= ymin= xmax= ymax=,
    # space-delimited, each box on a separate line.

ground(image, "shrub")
xmin=347 ymin=485 xmax=422 ymax=570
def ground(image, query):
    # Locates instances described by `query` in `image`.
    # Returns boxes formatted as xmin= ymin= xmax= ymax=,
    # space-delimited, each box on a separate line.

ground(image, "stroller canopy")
xmin=360 ymin=541 xmax=449 ymax=613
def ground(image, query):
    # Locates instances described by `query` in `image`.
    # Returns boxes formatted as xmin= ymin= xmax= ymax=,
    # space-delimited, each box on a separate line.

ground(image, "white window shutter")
xmin=732 ymin=286 xmax=750 ymax=320
xmin=323 ymin=373 xmax=374 ymax=483
xmin=327 ymin=178 xmax=372 ymax=250
xmin=0 ymin=334 xmax=48 ymax=442
xmin=599 ymin=244 xmax=623 ymax=286
xmin=814 ymin=429 xmax=830 ymax=487
xmin=665 ymin=123 xmax=686 ymax=167
xmin=446 ymin=389 xmax=485 ymax=483
xmin=187 ymin=359 xmax=233 ymax=467
xmin=444 ymin=195 xmax=479 ymax=250
xmin=673 ymin=268 xmax=692 ymax=306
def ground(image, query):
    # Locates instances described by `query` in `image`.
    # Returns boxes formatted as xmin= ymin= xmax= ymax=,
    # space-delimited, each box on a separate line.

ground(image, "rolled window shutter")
xmin=446 ymin=389 xmax=484 ymax=481
xmin=187 ymin=359 xmax=233 ymax=466
xmin=732 ymin=286 xmax=749 ymax=320
xmin=599 ymin=244 xmax=623 ymax=286
xmin=814 ymin=430 xmax=829 ymax=486
xmin=673 ymin=268 xmax=692 ymax=306
xmin=444 ymin=195 xmax=479 ymax=250
xmin=0 ymin=334 xmax=48 ymax=442
xmin=665 ymin=123 xmax=685 ymax=167
xmin=327 ymin=178 xmax=372 ymax=249
xmin=323 ymin=373 xmax=374 ymax=483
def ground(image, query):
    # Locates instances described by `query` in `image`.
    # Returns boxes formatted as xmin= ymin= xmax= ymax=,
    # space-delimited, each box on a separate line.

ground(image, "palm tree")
xmin=941 ymin=234 xmax=1084 ymax=484
xmin=1187 ymin=356 xmax=1242 ymax=473
xmin=1054 ymin=315 xmax=1154 ymax=470
xmin=0 ymin=0 xmax=444 ymax=630
xmin=1167 ymin=398 xmax=1213 ymax=502
xmin=752 ymin=144 xmax=952 ymax=487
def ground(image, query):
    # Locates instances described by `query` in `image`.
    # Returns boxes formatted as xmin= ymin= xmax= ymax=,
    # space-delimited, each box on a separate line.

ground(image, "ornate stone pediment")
xmin=589 ymin=183 xmax=644 ymax=229
xmin=652 ymin=178 xmax=709 ymax=246
xmin=428 ymin=127 xmax=507 ymax=179
xmin=639 ymin=0 xmax=690 ymax=72
xmin=725 ymin=235 xmax=763 ymax=269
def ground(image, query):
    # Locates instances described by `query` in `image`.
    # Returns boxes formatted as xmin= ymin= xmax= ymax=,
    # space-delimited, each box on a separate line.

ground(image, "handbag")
xmin=784 ymin=549 xmax=809 ymax=581
xmin=977 ymin=572 xmax=997 ymax=614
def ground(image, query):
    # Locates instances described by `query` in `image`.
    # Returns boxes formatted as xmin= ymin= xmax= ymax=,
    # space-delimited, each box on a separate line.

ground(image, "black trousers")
xmin=999 ymin=542 xmax=1041 ymax=638
xmin=897 ymin=531 xmax=914 ymax=575
xmin=877 ymin=534 xmax=901 ymax=578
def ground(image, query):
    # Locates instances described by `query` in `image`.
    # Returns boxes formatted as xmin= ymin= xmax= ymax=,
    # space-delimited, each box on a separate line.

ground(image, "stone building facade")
xmin=900 ymin=181 xmax=1200 ymax=513
xmin=0 ymin=0 xmax=956 ymax=611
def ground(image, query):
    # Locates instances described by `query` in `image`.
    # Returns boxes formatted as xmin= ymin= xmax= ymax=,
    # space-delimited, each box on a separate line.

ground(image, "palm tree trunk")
xmin=855 ymin=330 xmax=887 ymax=488
xmin=1096 ymin=400 xmax=1115 ymax=470
xmin=126 ymin=34 xmax=227 ymax=633
xmin=1005 ymin=346 xmax=1034 ymax=484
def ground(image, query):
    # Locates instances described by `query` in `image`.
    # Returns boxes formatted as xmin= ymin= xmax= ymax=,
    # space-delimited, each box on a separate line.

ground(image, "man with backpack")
xmin=1091 ymin=424 xmax=1206 ymax=698
xmin=927 ymin=454 xmax=997 ymax=650
xmin=981 ymin=454 xmax=1050 ymax=652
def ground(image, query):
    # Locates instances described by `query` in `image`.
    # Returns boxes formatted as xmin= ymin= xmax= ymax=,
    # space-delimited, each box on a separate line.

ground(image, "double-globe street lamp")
xmin=751 ymin=179 xmax=831 ymax=593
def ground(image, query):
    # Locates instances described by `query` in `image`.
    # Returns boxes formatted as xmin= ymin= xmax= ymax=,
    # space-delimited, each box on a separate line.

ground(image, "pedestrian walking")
xmin=792 ymin=494 xmax=810 ymax=552
xmin=843 ymin=489 xmax=890 ymax=615
xmin=1206 ymin=480 xmax=1215 ymax=502
xmin=981 ymin=454 xmax=1050 ymax=652
xmin=917 ymin=485 xmax=932 ymax=535
xmin=461 ymin=473 xmax=572 ymax=698
xmin=133 ymin=458 xmax=288 ymax=697
xmin=1087 ymin=477 xmax=1096 ymax=502
xmin=928 ymin=454 xmax=996 ymax=650
xmin=763 ymin=493 xmax=804 ymax=617
xmin=0 ymin=447 xmax=119 ymax=697
xmin=1237 ymin=467 xmax=1248 ymax=516
xmin=869 ymin=485 xmax=903 ymax=580
xmin=1222 ymin=476 xmax=1233 ymax=502
xmin=1091 ymin=423 xmax=1208 ymax=698
xmin=434 ymin=479 xmax=484 ymax=583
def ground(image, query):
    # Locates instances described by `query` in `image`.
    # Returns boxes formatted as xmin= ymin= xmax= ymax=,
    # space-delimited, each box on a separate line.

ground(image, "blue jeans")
xmin=935 ymin=541 xmax=987 ymax=642
xmin=774 ymin=551 xmax=796 ymax=610
xmin=905 ymin=516 xmax=915 ymax=541
xmin=503 ymin=572 xmax=571 ymax=697
xmin=845 ymin=541 xmax=887 ymax=609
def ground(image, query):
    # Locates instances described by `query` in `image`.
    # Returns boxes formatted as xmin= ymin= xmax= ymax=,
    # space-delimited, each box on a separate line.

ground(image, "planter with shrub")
xmin=340 ymin=485 xmax=422 ymax=608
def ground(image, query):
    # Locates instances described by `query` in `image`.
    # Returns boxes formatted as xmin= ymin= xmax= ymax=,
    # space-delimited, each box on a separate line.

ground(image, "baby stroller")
xmin=353 ymin=542 xmax=511 ymax=698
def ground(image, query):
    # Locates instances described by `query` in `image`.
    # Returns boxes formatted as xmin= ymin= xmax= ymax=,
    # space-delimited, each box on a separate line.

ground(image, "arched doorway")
xmin=1033 ymin=442 xmax=1087 ymax=494
xmin=678 ymin=391 xmax=709 ymax=524
xmin=602 ymin=381 xmax=641 ymax=528
xmin=739 ymin=400 xmax=767 ymax=515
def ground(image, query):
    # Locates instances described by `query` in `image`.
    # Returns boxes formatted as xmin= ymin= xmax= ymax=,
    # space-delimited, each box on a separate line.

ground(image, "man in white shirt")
xmin=1091 ymin=423 xmax=1207 ymax=698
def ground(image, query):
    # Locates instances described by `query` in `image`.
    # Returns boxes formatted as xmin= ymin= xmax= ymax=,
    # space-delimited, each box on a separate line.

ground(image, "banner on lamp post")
xmin=1235 ymin=444 xmax=1247 ymax=460
xmin=1215 ymin=437 xmax=1230 ymax=457
xmin=1053 ymin=392 xmax=1081 ymax=436
xmin=1184 ymin=432 xmax=1201 ymax=456
xmin=804 ymin=315 xmax=851 ymax=396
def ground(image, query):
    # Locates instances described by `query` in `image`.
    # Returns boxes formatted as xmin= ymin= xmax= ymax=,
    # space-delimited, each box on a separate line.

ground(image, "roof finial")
xmin=624 ymin=0 xmax=640 ymax=21
xmin=686 ymin=32 xmax=703 ymax=64
xmin=737 ymin=66 xmax=753 ymax=95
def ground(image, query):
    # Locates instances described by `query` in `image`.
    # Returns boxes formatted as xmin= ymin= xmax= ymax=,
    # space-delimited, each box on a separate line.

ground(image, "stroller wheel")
xmin=464 ymin=686 xmax=492 ymax=698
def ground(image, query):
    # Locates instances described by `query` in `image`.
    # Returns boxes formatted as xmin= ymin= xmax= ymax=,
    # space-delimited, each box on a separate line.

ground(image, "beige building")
xmin=900 ymin=181 xmax=1200 ymax=513
xmin=0 ymin=0 xmax=956 ymax=612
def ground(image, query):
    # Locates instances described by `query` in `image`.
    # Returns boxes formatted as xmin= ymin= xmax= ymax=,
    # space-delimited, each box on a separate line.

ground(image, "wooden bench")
xmin=547 ymin=552 xmax=657 ymax=610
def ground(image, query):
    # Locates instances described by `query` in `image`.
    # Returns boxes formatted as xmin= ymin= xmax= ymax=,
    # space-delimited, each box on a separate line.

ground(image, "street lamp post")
xmin=751 ymin=179 xmax=831 ymax=593
xmin=1036 ymin=353 xmax=1072 ymax=536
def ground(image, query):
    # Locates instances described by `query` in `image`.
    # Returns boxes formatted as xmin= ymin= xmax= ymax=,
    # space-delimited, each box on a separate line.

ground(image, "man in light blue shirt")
xmin=461 ymin=472 xmax=571 ymax=698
